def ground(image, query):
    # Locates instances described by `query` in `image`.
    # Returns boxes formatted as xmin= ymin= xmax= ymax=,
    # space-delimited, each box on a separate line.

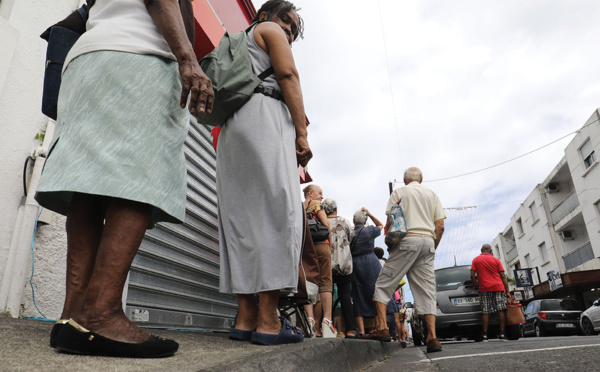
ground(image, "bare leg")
xmin=424 ymin=314 xmax=437 ymax=342
xmin=256 ymin=290 xmax=283 ymax=334
xmin=234 ymin=294 xmax=258 ymax=331
xmin=314 ymin=300 xmax=323 ymax=334
xmin=375 ymin=301 xmax=388 ymax=331
xmin=61 ymin=193 xmax=104 ymax=319
xmin=498 ymin=310 xmax=506 ymax=333
xmin=482 ymin=313 xmax=490 ymax=333
xmin=355 ymin=316 xmax=365 ymax=335
xmin=320 ymin=292 xmax=333 ymax=322
xmin=304 ymin=303 xmax=316 ymax=334
xmin=75 ymin=197 xmax=152 ymax=343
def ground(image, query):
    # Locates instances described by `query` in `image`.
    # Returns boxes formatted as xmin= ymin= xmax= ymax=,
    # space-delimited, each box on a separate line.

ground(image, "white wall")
xmin=0 ymin=0 xmax=79 ymax=319
xmin=563 ymin=109 xmax=600 ymax=270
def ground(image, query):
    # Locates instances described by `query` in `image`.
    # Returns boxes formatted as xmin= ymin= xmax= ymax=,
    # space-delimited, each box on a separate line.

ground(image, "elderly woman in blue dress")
xmin=217 ymin=0 xmax=312 ymax=346
xmin=35 ymin=0 xmax=213 ymax=358
xmin=350 ymin=207 xmax=384 ymax=337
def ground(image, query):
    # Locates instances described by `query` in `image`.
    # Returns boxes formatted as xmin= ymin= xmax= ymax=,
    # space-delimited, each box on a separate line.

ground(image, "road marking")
xmin=429 ymin=344 xmax=600 ymax=361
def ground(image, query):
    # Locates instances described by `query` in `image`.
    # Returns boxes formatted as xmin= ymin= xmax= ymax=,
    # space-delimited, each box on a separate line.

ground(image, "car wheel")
xmin=534 ymin=323 xmax=545 ymax=337
xmin=473 ymin=333 xmax=484 ymax=342
xmin=582 ymin=317 xmax=598 ymax=336
xmin=412 ymin=324 xmax=423 ymax=346
xmin=506 ymin=324 xmax=520 ymax=340
xmin=520 ymin=324 xmax=525 ymax=338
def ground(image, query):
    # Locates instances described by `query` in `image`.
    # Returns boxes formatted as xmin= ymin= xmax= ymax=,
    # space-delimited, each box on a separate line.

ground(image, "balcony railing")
xmin=505 ymin=246 xmax=518 ymax=262
xmin=550 ymin=190 xmax=579 ymax=225
xmin=563 ymin=241 xmax=594 ymax=271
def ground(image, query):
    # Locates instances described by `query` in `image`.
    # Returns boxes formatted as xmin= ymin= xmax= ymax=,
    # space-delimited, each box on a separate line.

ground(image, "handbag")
xmin=330 ymin=217 xmax=353 ymax=276
xmin=506 ymin=302 xmax=525 ymax=325
xmin=305 ymin=201 xmax=329 ymax=243
xmin=385 ymin=202 xmax=408 ymax=249
xmin=40 ymin=4 xmax=92 ymax=120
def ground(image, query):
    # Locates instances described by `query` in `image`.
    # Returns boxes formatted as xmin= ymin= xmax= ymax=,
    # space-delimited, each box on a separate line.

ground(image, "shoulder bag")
xmin=306 ymin=200 xmax=329 ymax=243
xmin=330 ymin=217 xmax=353 ymax=276
xmin=385 ymin=202 xmax=408 ymax=249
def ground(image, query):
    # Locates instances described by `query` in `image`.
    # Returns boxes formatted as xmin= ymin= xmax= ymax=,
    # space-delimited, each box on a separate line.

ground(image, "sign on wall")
xmin=547 ymin=270 xmax=563 ymax=291
xmin=514 ymin=269 xmax=534 ymax=287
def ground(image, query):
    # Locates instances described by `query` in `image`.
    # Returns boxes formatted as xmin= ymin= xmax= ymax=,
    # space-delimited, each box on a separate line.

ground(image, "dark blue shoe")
xmin=229 ymin=327 xmax=253 ymax=341
xmin=251 ymin=317 xmax=304 ymax=346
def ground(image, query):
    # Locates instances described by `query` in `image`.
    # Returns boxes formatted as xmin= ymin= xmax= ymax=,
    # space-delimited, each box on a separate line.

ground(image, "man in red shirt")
xmin=470 ymin=244 xmax=511 ymax=341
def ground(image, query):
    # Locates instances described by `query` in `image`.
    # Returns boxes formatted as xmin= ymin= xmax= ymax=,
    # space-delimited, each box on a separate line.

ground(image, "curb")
xmin=208 ymin=338 xmax=406 ymax=372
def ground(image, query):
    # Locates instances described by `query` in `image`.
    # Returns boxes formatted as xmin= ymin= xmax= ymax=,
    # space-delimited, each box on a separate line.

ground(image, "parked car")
xmin=409 ymin=265 xmax=520 ymax=346
xmin=521 ymin=298 xmax=582 ymax=337
xmin=580 ymin=299 xmax=600 ymax=336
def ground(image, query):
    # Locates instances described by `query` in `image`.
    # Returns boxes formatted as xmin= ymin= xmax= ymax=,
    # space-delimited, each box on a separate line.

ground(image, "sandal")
xmin=251 ymin=317 xmax=304 ymax=346
xmin=321 ymin=318 xmax=338 ymax=338
xmin=307 ymin=317 xmax=316 ymax=338
xmin=229 ymin=312 xmax=255 ymax=341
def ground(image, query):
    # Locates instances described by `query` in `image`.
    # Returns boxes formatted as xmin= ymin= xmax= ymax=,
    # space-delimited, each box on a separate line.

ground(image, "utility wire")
xmin=426 ymin=118 xmax=600 ymax=182
xmin=377 ymin=0 xmax=403 ymax=170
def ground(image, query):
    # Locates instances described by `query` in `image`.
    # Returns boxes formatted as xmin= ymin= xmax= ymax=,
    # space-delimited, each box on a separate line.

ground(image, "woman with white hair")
xmin=322 ymin=198 xmax=359 ymax=338
xmin=351 ymin=207 xmax=384 ymax=337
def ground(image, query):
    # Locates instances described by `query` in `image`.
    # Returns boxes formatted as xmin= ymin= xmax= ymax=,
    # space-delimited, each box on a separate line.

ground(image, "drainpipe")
xmin=0 ymin=120 xmax=55 ymax=317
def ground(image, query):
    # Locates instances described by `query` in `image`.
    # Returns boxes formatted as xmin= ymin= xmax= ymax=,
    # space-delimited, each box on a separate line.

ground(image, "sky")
xmin=251 ymin=0 xmax=600 ymax=303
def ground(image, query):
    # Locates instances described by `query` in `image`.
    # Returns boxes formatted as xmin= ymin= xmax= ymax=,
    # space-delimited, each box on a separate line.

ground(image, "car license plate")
xmin=453 ymin=297 xmax=478 ymax=305
xmin=556 ymin=323 xmax=575 ymax=328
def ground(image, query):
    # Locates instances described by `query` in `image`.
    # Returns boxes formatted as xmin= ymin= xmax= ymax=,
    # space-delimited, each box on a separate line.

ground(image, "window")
xmin=525 ymin=254 xmax=531 ymax=268
xmin=539 ymin=242 xmax=548 ymax=263
xmin=516 ymin=218 xmax=524 ymax=235
xmin=494 ymin=245 xmax=500 ymax=258
xmin=529 ymin=202 xmax=539 ymax=223
xmin=580 ymin=139 xmax=597 ymax=169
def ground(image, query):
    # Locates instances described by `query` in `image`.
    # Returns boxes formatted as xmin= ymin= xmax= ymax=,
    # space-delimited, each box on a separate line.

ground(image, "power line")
xmin=423 ymin=117 xmax=600 ymax=183
xmin=377 ymin=0 xmax=403 ymax=170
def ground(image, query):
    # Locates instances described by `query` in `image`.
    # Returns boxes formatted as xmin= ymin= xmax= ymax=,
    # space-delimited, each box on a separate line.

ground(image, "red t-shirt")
xmin=470 ymin=253 xmax=506 ymax=292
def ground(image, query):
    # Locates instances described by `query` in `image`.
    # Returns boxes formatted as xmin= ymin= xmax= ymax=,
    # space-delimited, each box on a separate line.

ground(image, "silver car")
xmin=580 ymin=299 xmax=600 ymax=336
xmin=430 ymin=265 xmax=519 ymax=341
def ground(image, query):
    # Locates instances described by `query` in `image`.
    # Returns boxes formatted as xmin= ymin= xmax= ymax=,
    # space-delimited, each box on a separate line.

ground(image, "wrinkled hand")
xmin=361 ymin=207 xmax=369 ymax=214
xmin=179 ymin=59 xmax=214 ymax=115
xmin=296 ymin=136 xmax=312 ymax=168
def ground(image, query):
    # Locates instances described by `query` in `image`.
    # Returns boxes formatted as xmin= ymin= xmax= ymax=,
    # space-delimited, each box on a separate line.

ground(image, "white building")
xmin=492 ymin=109 xmax=600 ymax=308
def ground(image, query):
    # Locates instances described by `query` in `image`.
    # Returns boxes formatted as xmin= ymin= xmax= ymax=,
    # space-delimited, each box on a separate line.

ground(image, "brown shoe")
xmin=426 ymin=338 xmax=442 ymax=353
xmin=362 ymin=328 xmax=391 ymax=342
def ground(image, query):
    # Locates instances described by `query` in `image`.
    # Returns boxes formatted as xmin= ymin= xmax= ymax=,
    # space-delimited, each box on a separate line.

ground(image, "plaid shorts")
xmin=479 ymin=291 xmax=508 ymax=314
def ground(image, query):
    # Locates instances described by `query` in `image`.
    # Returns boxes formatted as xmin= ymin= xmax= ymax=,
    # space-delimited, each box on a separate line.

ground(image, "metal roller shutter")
xmin=125 ymin=119 xmax=236 ymax=332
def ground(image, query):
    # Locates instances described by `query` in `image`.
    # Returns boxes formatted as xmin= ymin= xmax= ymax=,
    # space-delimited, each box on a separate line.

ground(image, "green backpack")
xmin=197 ymin=22 xmax=274 ymax=127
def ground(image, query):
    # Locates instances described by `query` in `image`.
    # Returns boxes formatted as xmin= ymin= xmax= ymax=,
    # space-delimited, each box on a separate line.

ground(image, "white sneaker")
xmin=322 ymin=318 xmax=337 ymax=338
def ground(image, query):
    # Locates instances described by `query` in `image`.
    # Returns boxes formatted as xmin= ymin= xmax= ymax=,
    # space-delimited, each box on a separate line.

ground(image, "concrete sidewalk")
xmin=0 ymin=316 xmax=430 ymax=371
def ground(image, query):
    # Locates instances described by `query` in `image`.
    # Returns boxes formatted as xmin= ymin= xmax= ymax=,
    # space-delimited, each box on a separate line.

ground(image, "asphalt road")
xmin=364 ymin=335 xmax=600 ymax=372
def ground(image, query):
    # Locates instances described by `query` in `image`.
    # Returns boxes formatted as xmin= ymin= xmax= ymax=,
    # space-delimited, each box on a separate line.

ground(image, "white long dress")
xmin=217 ymin=24 xmax=303 ymax=294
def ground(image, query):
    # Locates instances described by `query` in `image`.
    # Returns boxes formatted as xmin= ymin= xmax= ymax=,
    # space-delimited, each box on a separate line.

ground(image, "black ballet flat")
xmin=50 ymin=319 xmax=69 ymax=348
xmin=55 ymin=319 xmax=179 ymax=358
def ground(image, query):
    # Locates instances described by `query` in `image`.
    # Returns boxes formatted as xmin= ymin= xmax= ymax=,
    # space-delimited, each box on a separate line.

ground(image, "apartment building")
xmin=492 ymin=109 xmax=600 ymax=308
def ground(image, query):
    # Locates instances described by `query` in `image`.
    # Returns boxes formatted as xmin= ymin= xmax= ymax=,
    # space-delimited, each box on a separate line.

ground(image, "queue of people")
xmin=36 ymin=0 xmax=447 ymax=358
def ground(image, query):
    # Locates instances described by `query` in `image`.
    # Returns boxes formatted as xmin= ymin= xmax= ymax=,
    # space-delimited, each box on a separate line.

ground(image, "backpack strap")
xmin=245 ymin=20 xmax=274 ymax=80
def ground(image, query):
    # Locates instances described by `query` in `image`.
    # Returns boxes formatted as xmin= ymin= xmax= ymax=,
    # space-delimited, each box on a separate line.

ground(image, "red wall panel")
xmin=207 ymin=0 xmax=254 ymax=33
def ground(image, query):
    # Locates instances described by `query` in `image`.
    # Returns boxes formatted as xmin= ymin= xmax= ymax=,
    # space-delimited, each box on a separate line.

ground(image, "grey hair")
xmin=353 ymin=209 xmax=367 ymax=225
xmin=321 ymin=198 xmax=337 ymax=215
xmin=404 ymin=167 xmax=423 ymax=183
